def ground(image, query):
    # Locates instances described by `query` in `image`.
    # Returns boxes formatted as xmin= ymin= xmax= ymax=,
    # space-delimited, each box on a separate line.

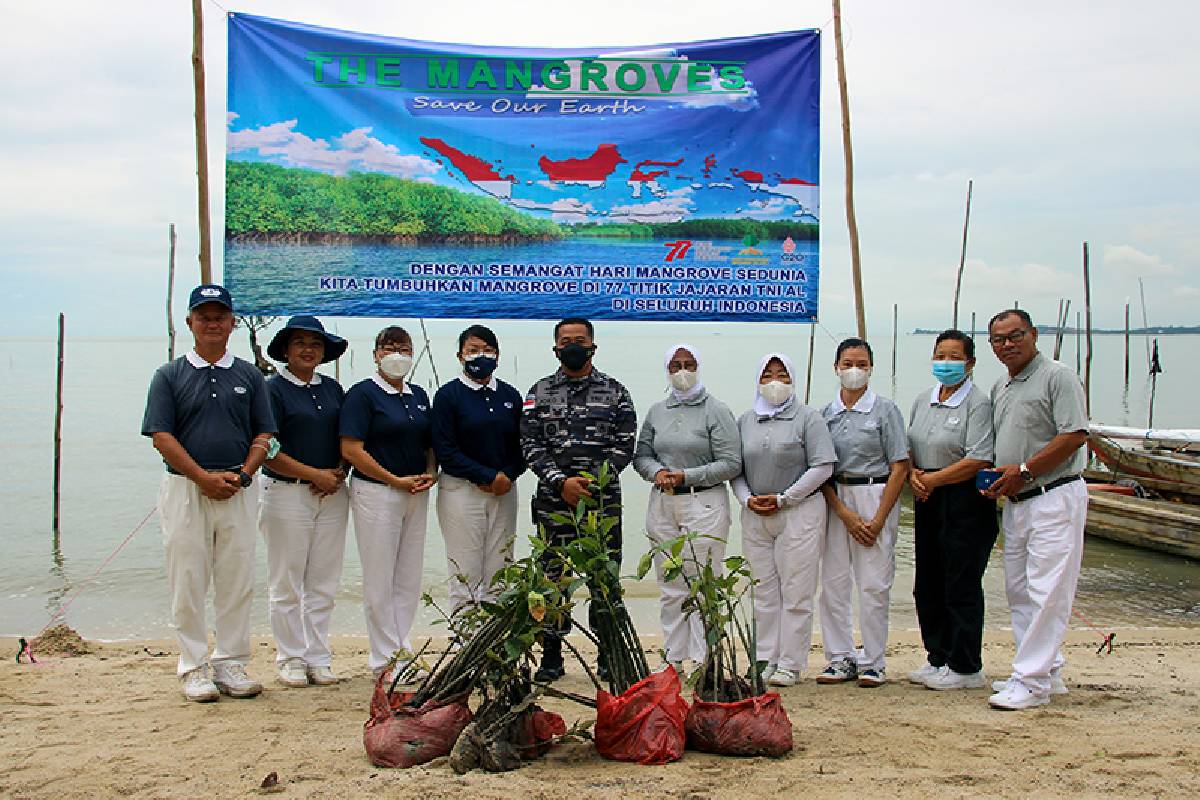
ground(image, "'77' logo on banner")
xmin=663 ymin=240 xmax=692 ymax=261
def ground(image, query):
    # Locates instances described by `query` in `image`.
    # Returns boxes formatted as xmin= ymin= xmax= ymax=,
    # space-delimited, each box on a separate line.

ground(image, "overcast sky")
xmin=2 ymin=0 xmax=1197 ymax=338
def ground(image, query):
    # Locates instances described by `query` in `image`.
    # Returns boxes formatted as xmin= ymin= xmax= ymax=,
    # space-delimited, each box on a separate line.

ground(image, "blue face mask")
xmin=931 ymin=360 xmax=968 ymax=386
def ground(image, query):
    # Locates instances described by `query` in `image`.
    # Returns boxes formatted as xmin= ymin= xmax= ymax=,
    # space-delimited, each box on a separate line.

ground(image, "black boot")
xmin=535 ymin=633 xmax=565 ymax=682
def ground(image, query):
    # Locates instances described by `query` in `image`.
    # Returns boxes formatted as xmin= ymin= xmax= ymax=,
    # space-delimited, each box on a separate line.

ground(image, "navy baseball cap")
xmin=267 ymin=315 xmax=348 ymax=363
xmin=188 ymin=284 xmax=234 ymax=312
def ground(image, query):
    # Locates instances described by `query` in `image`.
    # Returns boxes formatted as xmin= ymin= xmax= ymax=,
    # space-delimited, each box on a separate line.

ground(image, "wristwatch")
xmin=1018 ymin=462 xmax=1034 ymax=483
xmin=238 ymin=470 xmax=254 ymax=488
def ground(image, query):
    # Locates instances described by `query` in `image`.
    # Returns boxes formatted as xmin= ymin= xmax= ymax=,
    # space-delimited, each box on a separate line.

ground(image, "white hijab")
xmin=665 ymin=342 xmax=705 ymax=404
xmin=753 ymin=351 xmax=798 ymax=418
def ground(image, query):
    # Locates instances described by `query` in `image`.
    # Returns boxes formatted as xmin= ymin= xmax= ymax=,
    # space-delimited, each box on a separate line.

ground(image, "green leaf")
xmin=636 ymin=552 xmax=655 ymax=580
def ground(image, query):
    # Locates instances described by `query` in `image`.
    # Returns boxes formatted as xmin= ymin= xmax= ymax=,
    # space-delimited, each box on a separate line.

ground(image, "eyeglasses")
xmin=377 ymin=343 xmax=412 ymax=354
xmin=988 ymin=329 xmax=1030 ymax=346
xmin=463 ymin=348 xmax=498 ymax=358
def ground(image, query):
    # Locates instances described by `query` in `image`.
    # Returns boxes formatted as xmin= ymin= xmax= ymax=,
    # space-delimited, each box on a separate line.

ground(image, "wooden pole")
xmin=832 ymin=0 xmax=867 ymax=339
xmin=1083 ymin=242 xmax=1093 ymax=417
xmin=191 ymin=0 xmax=212 ymax=284
xmin=1080 ymin=311 xmax=1089 ymax=376
xmin=53 ymin=313 xmax=65 ymax=534
xmin=1138 ymin=277 xmax=1150 ymax=368
xmin=969 ymin=311 xmax=976 ymax=340
xmin=891 ymin=303 xmax=898 ymax=396
xmin=951 ymin=179 xmax=973 ymax=328
xmin=1124 ymin=302 xmax=1130 ymax=388
xmin=804 ymin=322 xmax=816 ymax=405
xmin=167 ymin=223 xmax=177 ymax=361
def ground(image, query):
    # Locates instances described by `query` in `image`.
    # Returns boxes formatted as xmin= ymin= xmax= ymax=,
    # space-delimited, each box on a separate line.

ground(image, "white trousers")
xmin=350 ymin=478 xmax=429 ymax=671
xmin=645 ymin=487 xmax=730 ymax=663
xmin=435 ymin=474 xmax=518 ymax=611
xmin=259 ymin=478 xmax=349 ymax=667
xmin=1001 ymin=479 xmax=1087 ymax=694
xmin=158 ymin=474 xmax=257 ymax=676
xmin=742 ymin=492 xmax=827 ymax=673
xmin=819 ymin=483 xmax=899 ymax=671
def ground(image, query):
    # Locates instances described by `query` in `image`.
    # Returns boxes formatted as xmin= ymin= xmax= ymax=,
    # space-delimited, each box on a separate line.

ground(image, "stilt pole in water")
xmin=1124 ymin=303 xmax=1130 ymax=388
xmin=167 ymin=223 xmax=177 ymax=361
xmin=969 ymin=311 xmax=976 ymax=340
xmin=804 ymin=322 xmax=816 ymax=405
xmin=1083 ymin=242 xmax=1093 ymax=417
xmin=891 ymin=303 xmax=898 ymax=396
xmin=951 ymin=179 xmax=973 ymax=329
xmin=53 ymin=313 xmax=65 ymax=534
xmin=832 ymin=0 xmax=867 ymax=339
xmin=1075 ymin=311 xmax=1082 ymax=376
xmin=1138 ymin=277 xmax=1150 ymax=368
xmin=191 ymin=0 xmax=212 ymax=284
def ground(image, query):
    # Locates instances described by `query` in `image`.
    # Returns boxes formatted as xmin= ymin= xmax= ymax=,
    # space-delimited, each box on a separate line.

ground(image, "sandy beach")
xmin=3 ymin=627 xmax=1198 ymax=799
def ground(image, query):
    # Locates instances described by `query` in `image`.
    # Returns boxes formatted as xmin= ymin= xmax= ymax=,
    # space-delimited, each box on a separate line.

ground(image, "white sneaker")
xmin=658 ymin=660 xmax=684 ymax=675
xmin=925 ymin=668 xmax=987 ymax=691
xmin=306 ymin=665 xmax=339 ymax=686
xmin=276 ymin=658 xmax=309 ymax=688
xmin=907 ymin=662 xmax=941 ymax=685
xmin=768 ymin=668 xmax=798 ymax=687
xmin=392 ymin=660 xmax=431 ymax=686
xmin=815 ymin=657 xmax=858 ymax=684
xmin=181 ymin=666 xmax=219 ymax=703
xmin=212 ymin=661 xmax=263 ymax=698
xmin=758 ymin=664 xmax=777 ymax=683
xmin=988 ymin=681 xmax=1050 ymax=710
xmin=991 ymin=673 xmax=1068 ymax=695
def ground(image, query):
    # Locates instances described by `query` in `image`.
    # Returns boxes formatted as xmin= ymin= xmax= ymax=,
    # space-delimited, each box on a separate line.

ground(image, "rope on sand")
xmin=17 ymin=506 xmax=158 ymax=664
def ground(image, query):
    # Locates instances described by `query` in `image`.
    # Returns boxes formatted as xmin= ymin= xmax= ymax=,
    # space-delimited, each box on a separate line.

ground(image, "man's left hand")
xmin=984 ymin=463 xmax=1026 ymax=499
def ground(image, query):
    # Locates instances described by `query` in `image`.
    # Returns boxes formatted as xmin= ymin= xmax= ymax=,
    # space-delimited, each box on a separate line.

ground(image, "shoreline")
xmin=3 ymin=628 xmax=1199 ymax=799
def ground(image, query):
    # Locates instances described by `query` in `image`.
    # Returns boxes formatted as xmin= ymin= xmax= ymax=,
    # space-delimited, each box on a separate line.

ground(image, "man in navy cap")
xmin=141 ymin=284 xmax=276 ymax=702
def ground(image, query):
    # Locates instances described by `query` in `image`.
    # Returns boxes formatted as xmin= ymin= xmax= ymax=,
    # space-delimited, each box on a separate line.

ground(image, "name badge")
xmin=233 ymin=386 xmax=247 ymax=395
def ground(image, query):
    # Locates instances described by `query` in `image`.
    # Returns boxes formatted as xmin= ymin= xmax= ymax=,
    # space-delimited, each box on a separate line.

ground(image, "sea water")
xmin=2 ymin=323 xmax=1196 ymax=641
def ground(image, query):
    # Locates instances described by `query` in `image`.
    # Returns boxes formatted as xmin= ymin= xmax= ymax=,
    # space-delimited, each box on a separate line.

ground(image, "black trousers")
xmin=532 ymin=486 xmax=624 ymax=669
xmin=912 ymin=477 xmax=999 ymax=674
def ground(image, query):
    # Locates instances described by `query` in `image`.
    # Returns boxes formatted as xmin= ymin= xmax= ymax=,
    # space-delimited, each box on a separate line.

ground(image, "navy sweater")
xmin=431 ymin=376 xmax=526 ymax=485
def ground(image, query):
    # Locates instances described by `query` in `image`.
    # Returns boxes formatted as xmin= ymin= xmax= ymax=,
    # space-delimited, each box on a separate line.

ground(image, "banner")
xmin=224 ymin=14 xmax=820 ymax=322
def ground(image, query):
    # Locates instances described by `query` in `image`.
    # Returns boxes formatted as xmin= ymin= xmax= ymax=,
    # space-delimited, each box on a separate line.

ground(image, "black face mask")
xmin=463 ymin=354 xmax=498 ymax=381
xmin=555 ymin=343 xmax=594 ymax=371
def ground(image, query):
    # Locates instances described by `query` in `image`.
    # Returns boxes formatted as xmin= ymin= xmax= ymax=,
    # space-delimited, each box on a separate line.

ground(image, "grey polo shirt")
xmin=732 ymin=401 xmax=837 ymax=501
xmin=821 ymin=389 xmax=909 ymax=477
xmin=991 ymin=351 xmax=1087 ymax=487
xmin=633 ymin=390 xmax=741 ymax=488
xmin=141 ymin=350 xmax=275 ymax=471
xmin=907 ymin=380 xmax=995 ymax=471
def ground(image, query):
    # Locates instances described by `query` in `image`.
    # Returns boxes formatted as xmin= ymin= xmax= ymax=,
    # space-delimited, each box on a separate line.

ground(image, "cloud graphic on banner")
xmin=510 ymin=197 xmax=597 ymax=223
xmin=227 ymin=118 xmax=441 ymax=179
xmin=742 ymin=198 xmax=793 ymax=217
xmin=607 ymin=194 xmax=695 ymax=223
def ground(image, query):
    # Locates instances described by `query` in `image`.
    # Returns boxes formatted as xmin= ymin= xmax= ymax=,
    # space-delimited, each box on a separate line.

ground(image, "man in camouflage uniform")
xmin=520 ymin=317 xmax=637 ymax=682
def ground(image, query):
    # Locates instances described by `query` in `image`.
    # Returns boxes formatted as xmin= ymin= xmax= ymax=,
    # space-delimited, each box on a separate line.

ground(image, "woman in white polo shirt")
xmin=732 ymin=352 xmax=837 ymax=687
xmin=817 ymin=338 xmax=909 ymax=688
xmin=633 ymin=343 xmax=741 ymax=673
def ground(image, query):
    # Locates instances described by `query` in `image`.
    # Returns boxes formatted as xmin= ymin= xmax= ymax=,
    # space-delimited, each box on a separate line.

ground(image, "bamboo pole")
xmin=1148 ymin=338 xmax=1160 ymax=428
xmin=969 ymin=311 xmax=976 ymax=340
xmin=167 ymin=223 xmax=177 ymax=361
xmin=1138 ymin=277 xmax=1150 ymax=368
xmin=1080 ymin=311 xmax=1089 ymax=376
xmin=1123 ymin=303 xmax=1130 ymax=388
xmin=891 ymin=303 xmax=898 ymax=396
xmin=191 ymin=0 xmax=212 ymax=284
xmin=832 ymin=0 xmax=866 ymax=339
xmin=951 ymin=179 xmax=973 ymax=328
xmin=53 ymin=313 xmax=65 ymax=534
xmin=1083 ymin=242 xmax=1093 ymax=417
xmin=804 ymin=322 xmax=816 ymax=404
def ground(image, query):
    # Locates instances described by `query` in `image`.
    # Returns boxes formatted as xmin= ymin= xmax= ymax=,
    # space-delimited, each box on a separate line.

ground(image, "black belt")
xmin=835 ymin=474 xmax=889 ymax=486
xmin=262 ymin=470 xmax=309 ymax=485
xmin=165 ymin=465 xmax=240 ymax=476
xmin=350 ymin=470 xmax=385 ymax=485
xmin=662 ymin=484 xmax=721 ymax=494
xmin=1011 ymin=475 xmax=1081 ymax=503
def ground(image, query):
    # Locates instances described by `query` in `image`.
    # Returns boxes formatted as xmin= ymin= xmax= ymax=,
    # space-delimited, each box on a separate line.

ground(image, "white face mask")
xmin=669 ymin=369 xmax=698 ymax=392
xmin=837 ymin=366 xmax=871 ymax=390
xmin=759 ymin=380 xmax=793 ymax=406
xmin=379 ymin=352 xmax=413 ymax=379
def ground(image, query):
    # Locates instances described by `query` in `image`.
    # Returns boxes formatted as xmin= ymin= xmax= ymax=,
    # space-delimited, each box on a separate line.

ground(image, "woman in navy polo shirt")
xmin=340 ymin=325 xmax=436 ymax=679
xmin=260 ymin=316 xmax=349 ymax=689
xmin=431 ymin=325 xmax=525 ymax=612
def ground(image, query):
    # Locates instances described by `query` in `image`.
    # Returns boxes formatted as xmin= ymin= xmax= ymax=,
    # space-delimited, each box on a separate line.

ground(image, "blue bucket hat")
xmin=267 ymin=316 xmax=348 ymax=364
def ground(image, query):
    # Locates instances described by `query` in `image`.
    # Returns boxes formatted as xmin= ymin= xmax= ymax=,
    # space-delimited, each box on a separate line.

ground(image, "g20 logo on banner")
xmin=223 ymin=14 xmax=821 ymax=323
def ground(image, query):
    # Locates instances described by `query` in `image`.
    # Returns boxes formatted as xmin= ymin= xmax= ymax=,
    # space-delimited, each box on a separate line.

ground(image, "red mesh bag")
xmin=521 ymin=709 xmax=568 ymax=759
xmin=363 ymin=674 xmax=474 ymax=768
xmin=595 ymin=667 xmax=689 ymax=765
xmin=684 ymin=692 xmax=793 ymax=757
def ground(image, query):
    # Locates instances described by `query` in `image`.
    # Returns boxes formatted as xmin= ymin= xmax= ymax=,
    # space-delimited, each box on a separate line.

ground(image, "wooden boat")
xmin=1087 ymin=425 xmax=1200 ymax=491
xmin=1086 ymin=487 xmax=1200 ymax=561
